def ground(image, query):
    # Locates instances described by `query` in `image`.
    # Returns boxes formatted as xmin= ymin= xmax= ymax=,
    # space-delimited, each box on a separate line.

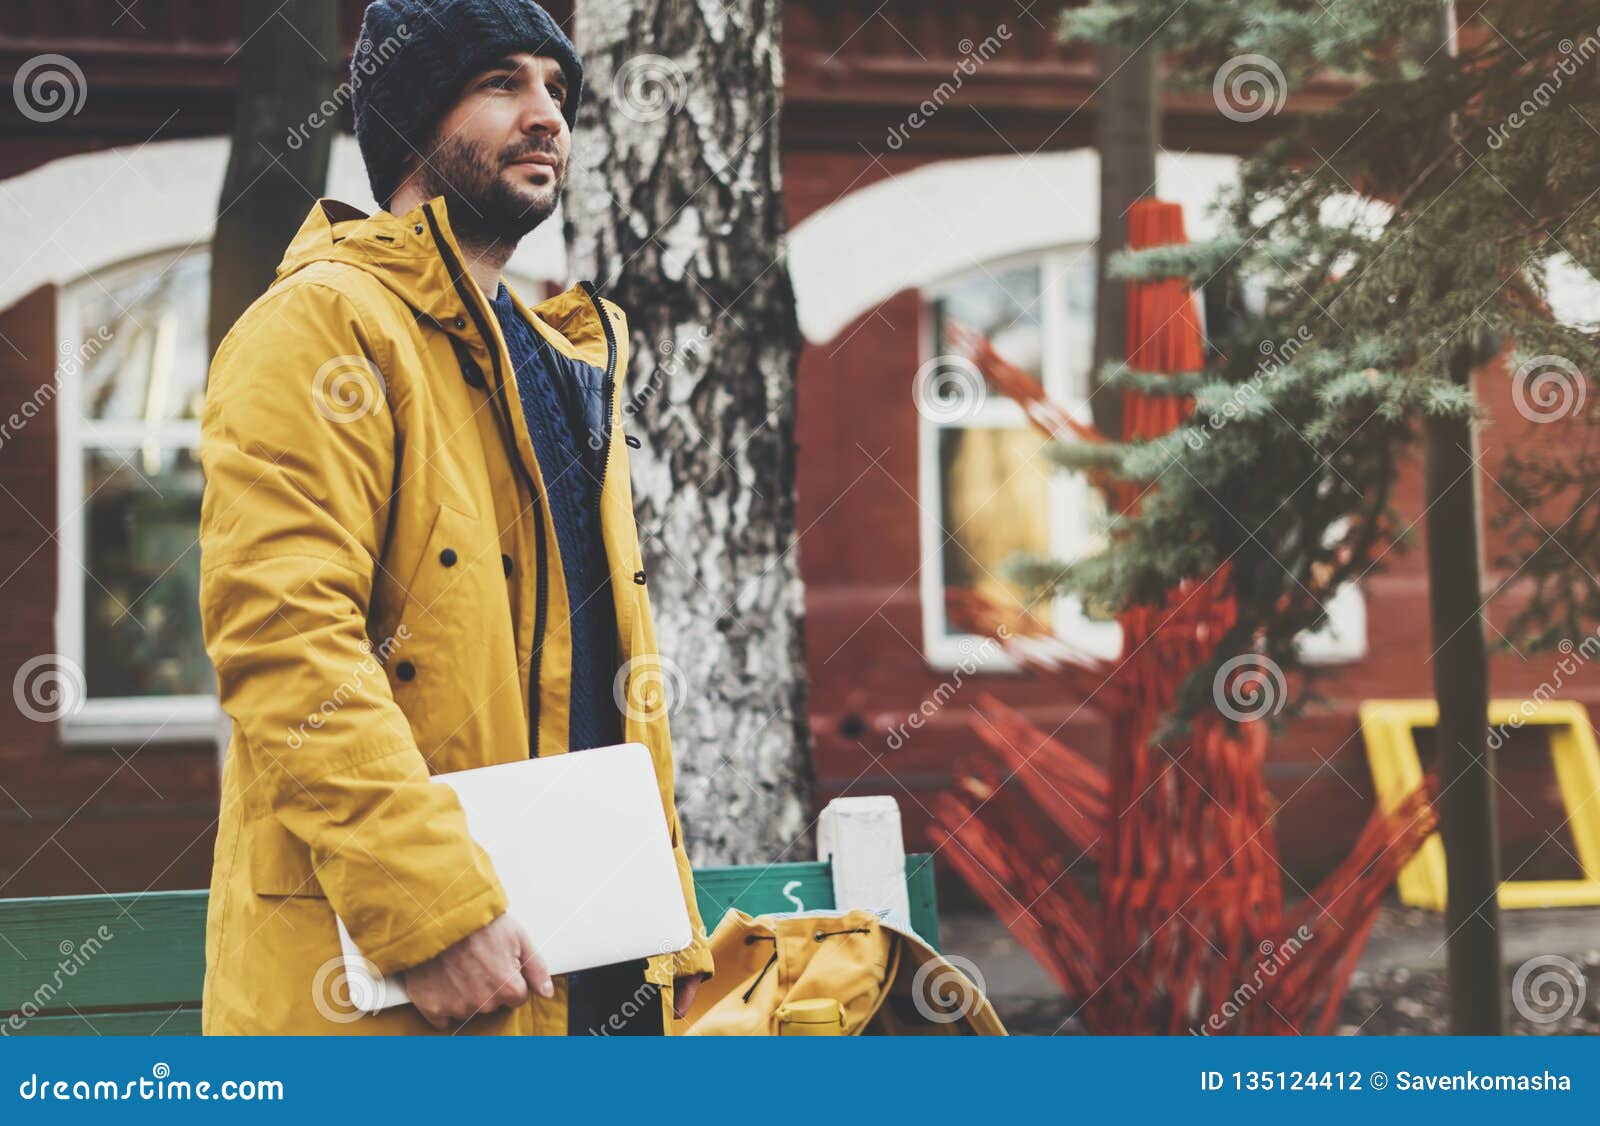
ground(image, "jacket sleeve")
xmin=665 ymin=755 xmax=715 ymax=981
xmin=198 ymin=279 xmax=508 ymax=976
xmin=671 ymin=828 xmax=716 ymax=980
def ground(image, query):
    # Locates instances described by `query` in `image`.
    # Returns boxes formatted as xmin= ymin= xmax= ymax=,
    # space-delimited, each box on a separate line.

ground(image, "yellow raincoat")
xmin=198 ymin=197 xmax=712 ymax=1035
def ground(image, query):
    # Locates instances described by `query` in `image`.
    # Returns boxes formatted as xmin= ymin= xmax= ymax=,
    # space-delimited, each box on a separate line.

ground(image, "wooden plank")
xmin=694 ymin=856 xmax=942 ymax=950
xmin=691 ymin=861 xmax=836 ymax=929
xmin=904 ymin=854 xmax=941 ymax=951
xmin=5 ymin=1007 xmax=202 ymax=1037
xmin=0 ymin=890 xmax=206 ymax=1014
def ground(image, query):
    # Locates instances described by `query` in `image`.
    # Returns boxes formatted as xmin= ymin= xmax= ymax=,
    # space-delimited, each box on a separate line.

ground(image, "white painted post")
xmin=817 ymin=796 xmax=910 ymax=922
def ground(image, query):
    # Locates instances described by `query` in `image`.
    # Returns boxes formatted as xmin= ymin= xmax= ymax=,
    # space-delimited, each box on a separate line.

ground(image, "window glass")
xmin=64 ymin=252 xmax=217 ymax=711
xmin=937 ymin=425 xmax=1054 ymax=636
xmin=931 ymin=261 xmax=1044 ymax=381
xmin=76 ymin=253 xmax=210 ymax=423
xmin=82 ymin=447 xmax=211 ymax=698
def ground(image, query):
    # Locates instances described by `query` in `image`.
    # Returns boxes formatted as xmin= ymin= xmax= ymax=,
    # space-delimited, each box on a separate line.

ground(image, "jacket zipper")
xmin=423 ymin=203 xmax=550 ymax=756
xmin=577 ymin=279 xmax=634 ymax=676
xmin=577 ymin=279 xmax=617 ymax=511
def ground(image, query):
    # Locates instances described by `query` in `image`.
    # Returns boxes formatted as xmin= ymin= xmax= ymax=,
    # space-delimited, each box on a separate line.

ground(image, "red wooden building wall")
xmin=0 ymin=1 xmax=1590 ymax=906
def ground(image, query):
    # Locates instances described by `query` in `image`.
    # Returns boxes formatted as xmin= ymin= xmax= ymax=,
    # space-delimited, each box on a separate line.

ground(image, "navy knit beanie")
xmin=350 ymin=0 xmax=584 ymax=207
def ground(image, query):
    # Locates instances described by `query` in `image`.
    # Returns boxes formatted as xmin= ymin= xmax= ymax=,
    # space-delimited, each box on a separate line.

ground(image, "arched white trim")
xmin=0 ymin=135 xmax=568 ymax=313
xmin=786 ymin=150 xmax=1244 ymax=344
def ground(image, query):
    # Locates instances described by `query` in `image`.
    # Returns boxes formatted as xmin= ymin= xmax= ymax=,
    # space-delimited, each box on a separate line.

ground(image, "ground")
xmin=940 ymin=902 xmax=1600 ymax=1036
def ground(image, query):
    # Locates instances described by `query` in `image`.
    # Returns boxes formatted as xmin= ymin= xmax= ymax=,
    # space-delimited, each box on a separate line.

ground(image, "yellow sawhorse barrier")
xmin=1360 ymin=698 xmax=1600 ymax=910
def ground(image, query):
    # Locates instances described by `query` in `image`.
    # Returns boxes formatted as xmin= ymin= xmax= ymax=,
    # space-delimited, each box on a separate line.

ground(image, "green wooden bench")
xmin=0 ymin=853 xmax=940 ymax=1036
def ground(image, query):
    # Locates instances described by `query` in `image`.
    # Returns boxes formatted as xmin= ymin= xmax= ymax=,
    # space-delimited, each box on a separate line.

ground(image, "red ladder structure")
xmin=931 ymin=199 xmax=1435 ymax=1034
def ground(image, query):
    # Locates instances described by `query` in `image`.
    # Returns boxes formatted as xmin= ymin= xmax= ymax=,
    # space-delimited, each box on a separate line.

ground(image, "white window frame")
xmin=918 ymin=246 xmax=1120 ymax=671
xmin=55 ymin=248 xmax=225 ymax=747
xmin=917 ymin=247 xmax=1366 ymax=672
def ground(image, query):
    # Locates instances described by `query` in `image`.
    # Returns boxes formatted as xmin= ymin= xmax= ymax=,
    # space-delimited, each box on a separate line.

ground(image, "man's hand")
xmin=672 ymin=972 xmax=708 ymax=1020
xmin=403 ymin=913 xmax=552 ymax=1030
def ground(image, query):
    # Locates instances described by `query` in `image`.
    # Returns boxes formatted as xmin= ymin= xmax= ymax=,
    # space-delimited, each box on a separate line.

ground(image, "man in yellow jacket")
xmin=198 ymin=0 xmax=712 ymax=1035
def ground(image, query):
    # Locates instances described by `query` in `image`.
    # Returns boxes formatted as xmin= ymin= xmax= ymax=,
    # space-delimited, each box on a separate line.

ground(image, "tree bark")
xmin=1420 ymin=2 xmax=1503 ymax=1036
xmin=1425 ymin=354 xmax=1504 ymax=1035
xmin=566 ymin=0 xmax=812 ymax=864
xmin=208 ymin=0 xmax=338 ymax=358
xmin=1091 ymin=44 xmax=1159 ymax=438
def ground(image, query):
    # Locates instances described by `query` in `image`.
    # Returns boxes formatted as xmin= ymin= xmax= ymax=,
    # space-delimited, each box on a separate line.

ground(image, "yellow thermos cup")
xmin=776 ymin=997 xmax=844 ymax=1035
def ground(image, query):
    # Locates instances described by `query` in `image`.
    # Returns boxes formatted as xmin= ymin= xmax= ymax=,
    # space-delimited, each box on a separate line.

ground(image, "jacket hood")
xmin=274 ymin=197 xmax=615 ymax=367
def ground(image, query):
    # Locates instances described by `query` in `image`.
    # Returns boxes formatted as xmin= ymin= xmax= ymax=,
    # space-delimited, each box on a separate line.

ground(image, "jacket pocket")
xmin=380 ymin=500 xmax=488 ymax=711
xmin=383 ymin=500 xmax=477 ymax=634
xmin=249 ymin=817 xmax=327 ymax=898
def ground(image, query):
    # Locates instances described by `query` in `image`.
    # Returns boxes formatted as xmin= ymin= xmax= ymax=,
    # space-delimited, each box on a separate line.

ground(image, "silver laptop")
xmin=334 ymin=742 xmax=693 ymax=1014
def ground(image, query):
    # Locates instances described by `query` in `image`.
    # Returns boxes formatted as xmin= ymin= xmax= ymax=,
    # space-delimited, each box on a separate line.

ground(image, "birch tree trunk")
xmin=565 ymin=0 xmax=812 ymax=864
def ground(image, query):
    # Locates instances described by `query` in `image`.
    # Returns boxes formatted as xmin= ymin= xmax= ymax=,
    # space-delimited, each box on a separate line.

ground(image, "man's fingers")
xmin=494 ymin=960 xmax=532 ymax=1009
xmin=673 ymin=974 xmax=701 ymax=1019
xmin=418 ymin=1002 xmax=454 ymax=1032
xmin=403 ymin=916 xmax=554 ymax=1030
xmin=517 ymin=930 xmax=555 ymax=999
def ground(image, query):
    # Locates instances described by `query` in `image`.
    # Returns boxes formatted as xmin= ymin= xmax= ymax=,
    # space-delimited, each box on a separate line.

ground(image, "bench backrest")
xmin=0 ymin=856 xmax=939 ymax=1036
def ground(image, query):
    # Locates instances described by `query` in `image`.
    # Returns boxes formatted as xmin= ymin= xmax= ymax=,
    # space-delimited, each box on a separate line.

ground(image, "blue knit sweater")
xmin=489 ymin=283 xmax=622 ymax=754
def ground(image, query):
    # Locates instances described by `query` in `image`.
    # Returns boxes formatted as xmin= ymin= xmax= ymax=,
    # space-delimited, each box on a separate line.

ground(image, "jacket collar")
xmin=274 ymin=197 xmax=613 ymax=369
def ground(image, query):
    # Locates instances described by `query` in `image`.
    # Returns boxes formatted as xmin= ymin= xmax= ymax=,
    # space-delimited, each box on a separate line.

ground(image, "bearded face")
xmin=418 ymin=129 xmax=567 ymax=245
xmin=408 ymin=52 xmax=571 ymax=247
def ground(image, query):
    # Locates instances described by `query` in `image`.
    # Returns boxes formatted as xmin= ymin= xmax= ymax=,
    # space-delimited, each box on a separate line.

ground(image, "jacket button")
xmin=502 ymin=553 xmax=513 ymax=577
xmin=396 ymin=660 xmax=416 ymax=681
xmin=439 ymin=547 xmax=457 ymax=567
xmin=633 ymin=570 xmax=647 ymax=585
xmin=454 ymin=316 xmax=467 ymax=330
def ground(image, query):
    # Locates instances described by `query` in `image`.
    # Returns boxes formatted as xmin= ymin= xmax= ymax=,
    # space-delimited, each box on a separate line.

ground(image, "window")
xmin=57 ymin=250 xmax=221 ymax=743
xmin=918 ymin=248 xmax=1120 ymax=668
xmin=917 ymin=248 xmax=1366 ymax=670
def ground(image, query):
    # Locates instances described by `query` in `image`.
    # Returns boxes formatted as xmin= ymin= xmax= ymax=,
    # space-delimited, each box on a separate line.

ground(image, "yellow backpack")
xmin=676 ymin=907 xmax=1007 ymax=1036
